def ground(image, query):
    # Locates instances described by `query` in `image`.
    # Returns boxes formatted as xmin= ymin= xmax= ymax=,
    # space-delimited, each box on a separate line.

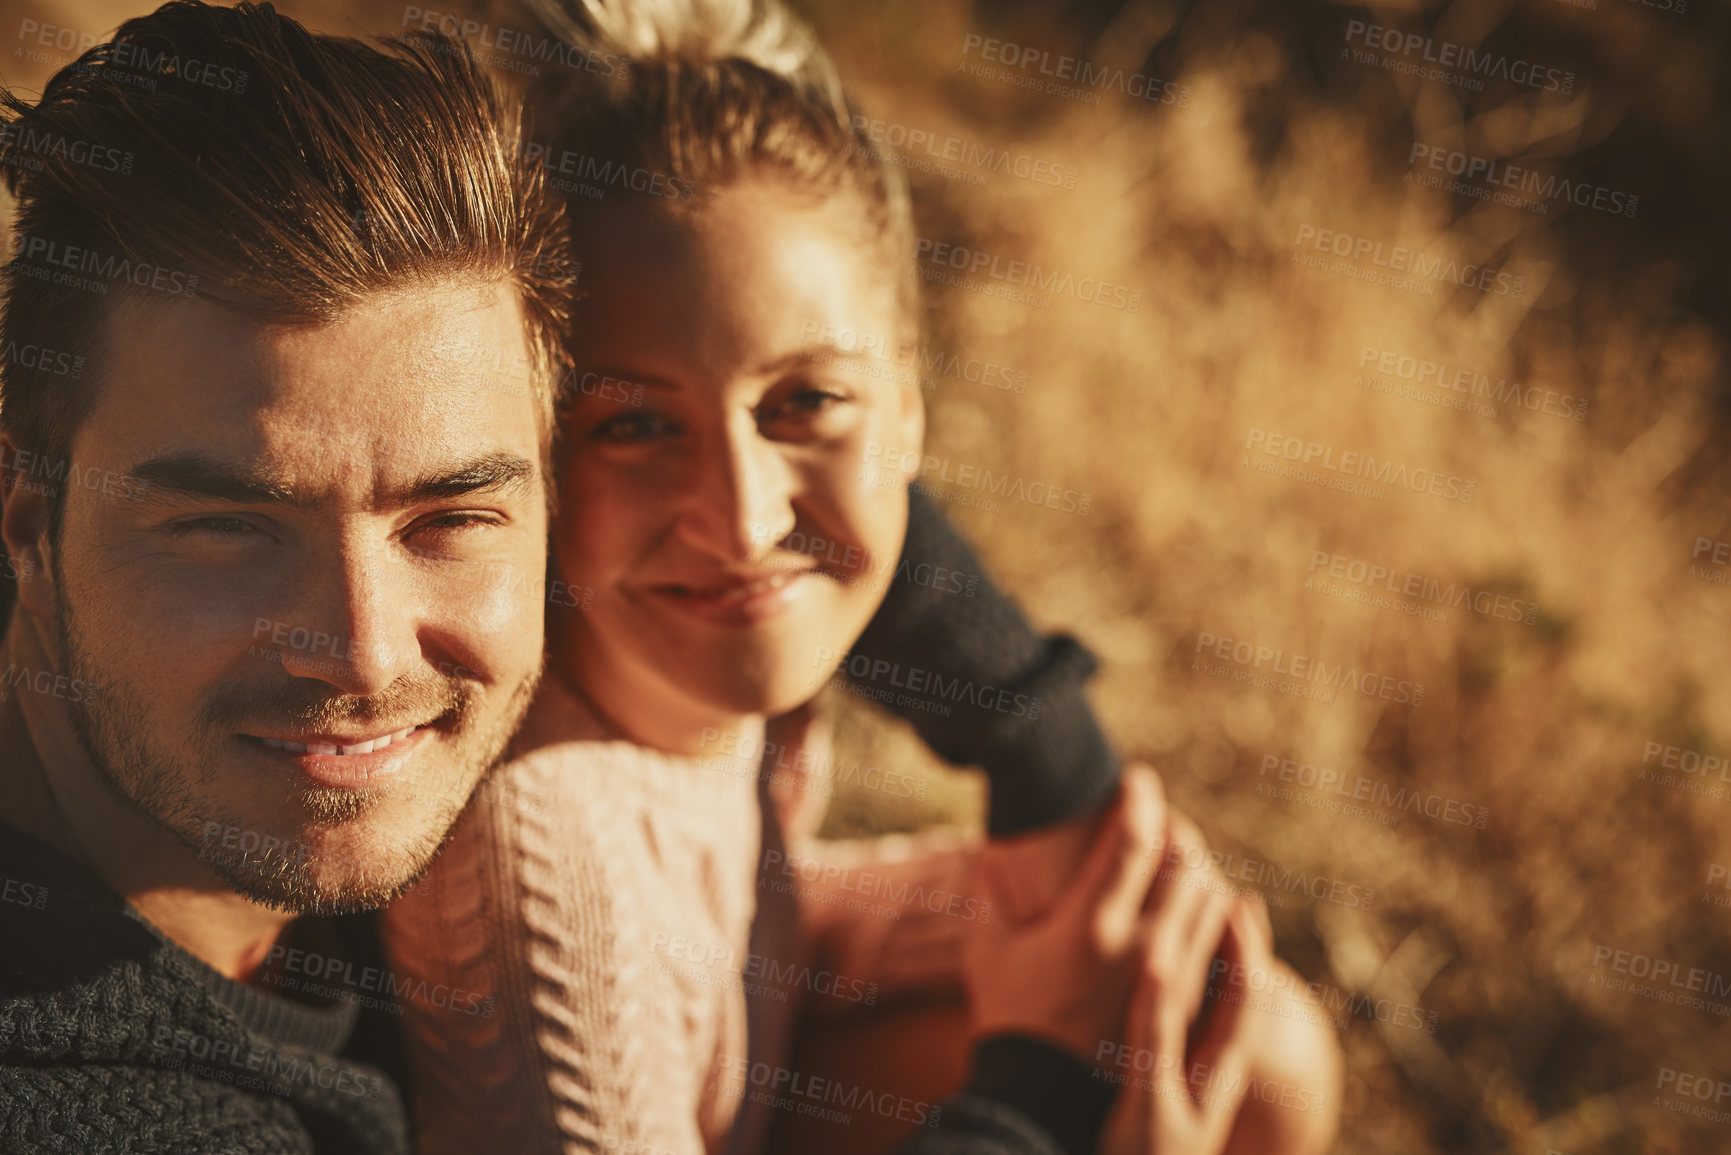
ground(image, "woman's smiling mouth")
xmin=646 ymin=569 xmax=818 ymax=624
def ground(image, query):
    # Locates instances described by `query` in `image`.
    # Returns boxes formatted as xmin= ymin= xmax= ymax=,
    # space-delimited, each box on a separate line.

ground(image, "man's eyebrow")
xmin=121 ymin=451 xmax=538 ymax=510
xmin=126 ymin=454 xmax=314 ymax=510
xmin=395 ymin=452 xmax=536 ymax=504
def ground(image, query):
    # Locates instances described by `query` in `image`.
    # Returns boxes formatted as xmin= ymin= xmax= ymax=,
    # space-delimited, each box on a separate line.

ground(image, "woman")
xmin=380 ymin=2 xmax=1338 ymax=1152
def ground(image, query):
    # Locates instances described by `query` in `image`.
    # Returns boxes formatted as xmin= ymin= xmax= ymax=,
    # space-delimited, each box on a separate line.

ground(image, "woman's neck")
xmin=551 ymin=647 xmax=761 ymax=760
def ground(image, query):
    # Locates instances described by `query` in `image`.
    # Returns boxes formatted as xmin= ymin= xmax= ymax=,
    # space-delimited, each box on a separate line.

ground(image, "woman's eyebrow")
xmin=756 ymin=347 xmax=875 ymax=374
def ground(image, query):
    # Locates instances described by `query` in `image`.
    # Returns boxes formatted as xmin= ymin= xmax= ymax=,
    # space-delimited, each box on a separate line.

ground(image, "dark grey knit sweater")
xmin=851 ymin=489 xmax=1120 ymax=835
xmin=0 ymin=823 xmax=407 ymax=1154
xmin=0 ymin=820 xmax=1112 ymax=1155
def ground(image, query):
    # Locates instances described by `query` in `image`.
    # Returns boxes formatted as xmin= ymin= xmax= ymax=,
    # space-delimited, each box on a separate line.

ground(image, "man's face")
xmin=40 ymin=279 xmax=548 ymax=914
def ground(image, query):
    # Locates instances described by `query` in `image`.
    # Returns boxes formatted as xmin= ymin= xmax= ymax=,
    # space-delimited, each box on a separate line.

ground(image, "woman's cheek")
xmin=560 ymin=464 xmax=649 ymax=584
xmin=821 ymin=442 xmax=909 ymax=573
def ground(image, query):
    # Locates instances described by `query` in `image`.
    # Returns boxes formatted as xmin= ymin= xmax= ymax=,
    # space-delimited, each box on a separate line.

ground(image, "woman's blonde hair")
xmin=521 ymin=0 xmax=917 ymax=321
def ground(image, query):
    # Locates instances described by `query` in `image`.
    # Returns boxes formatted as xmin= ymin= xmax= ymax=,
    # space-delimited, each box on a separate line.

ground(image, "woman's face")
xmin=552 ymin=180 xmax=921 ymax=751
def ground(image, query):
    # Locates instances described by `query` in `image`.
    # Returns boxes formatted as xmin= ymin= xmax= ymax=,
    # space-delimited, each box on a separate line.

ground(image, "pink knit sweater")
xmin=380 ymin=676 xmax=979 ymax=1155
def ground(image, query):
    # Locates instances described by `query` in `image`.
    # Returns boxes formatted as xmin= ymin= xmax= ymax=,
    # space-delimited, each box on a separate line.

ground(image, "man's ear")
xmin=0 ymin=437 xmax=58 ymax=619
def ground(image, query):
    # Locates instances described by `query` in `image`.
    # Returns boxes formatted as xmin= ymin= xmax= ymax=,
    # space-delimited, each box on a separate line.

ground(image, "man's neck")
xmin=0 ymin=610 xmax=294 ymax=982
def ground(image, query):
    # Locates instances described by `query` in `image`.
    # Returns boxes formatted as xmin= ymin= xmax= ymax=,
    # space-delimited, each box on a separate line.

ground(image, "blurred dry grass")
xmin=5 ymin=0 xmax=1729 ymax=1150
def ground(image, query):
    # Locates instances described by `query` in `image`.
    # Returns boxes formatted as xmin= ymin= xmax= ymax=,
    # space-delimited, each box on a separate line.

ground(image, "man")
xmin=0 ymin=2 xmax=573 ymax=1149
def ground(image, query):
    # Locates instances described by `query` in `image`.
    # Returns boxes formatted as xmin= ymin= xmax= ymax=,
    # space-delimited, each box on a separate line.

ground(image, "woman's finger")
xmin=1143 ymin=804 xmax=1212 ymax=915
xmin=1142 ymin=813 xmax=1214 ymax=980
xmin=1176 ymin=889 xmax=1236 ymax=1029
xmin=1185 ymin=905 xmax=1258 ymax=1150
xmin=1075 ymin=768 xmax=1166 ymax=944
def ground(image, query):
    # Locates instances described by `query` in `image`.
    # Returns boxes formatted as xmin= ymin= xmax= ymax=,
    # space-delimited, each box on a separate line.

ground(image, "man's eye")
xmin=418 ymin=513 xmax=500 ymax=531
xmin=169 ymin=517 xmax=257 ymax=537
xmin=592 ymin=412 xmax=676 ymax=442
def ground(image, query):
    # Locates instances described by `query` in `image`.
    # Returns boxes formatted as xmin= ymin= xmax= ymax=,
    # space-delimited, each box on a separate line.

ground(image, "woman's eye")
xmin=764 ymin=386 xmax=849 ymax=423
xmin=591 ymin=411 xmax=676 ymax=442
xmin=789 ymin=387 xmax=844 ymax=413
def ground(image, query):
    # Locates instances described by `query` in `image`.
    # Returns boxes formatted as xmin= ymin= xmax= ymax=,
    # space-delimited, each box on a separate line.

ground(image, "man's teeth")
xmin=261 ymin=726 xmax=419 ymax=756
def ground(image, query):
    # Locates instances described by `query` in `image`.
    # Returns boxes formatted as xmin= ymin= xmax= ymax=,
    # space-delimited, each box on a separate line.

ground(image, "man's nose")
xmin=275 ymin=536 xmax=417 ymax=695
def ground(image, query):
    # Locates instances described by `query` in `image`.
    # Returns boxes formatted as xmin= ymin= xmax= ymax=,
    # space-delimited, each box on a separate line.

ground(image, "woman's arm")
xmin=848 ymin=488 xmax=1119 ymax=836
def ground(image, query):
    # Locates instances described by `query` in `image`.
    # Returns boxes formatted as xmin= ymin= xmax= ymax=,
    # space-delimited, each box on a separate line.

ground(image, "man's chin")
xmin=192 ymin=800 xmax=459 ymax=916
xmin=206 ymin=848 xmax=431 ymax=917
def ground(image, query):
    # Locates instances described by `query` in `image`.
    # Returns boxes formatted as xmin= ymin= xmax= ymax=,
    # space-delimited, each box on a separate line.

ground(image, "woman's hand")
xmin=962 ymin=765 xmax=1168 ymax=1058
xmin=1100 ymin=898 xmax=1259 ymax=1155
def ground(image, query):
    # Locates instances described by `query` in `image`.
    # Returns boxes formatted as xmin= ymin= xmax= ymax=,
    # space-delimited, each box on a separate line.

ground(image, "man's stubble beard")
xmin=52 ymin=574 xmax=542 ymax=917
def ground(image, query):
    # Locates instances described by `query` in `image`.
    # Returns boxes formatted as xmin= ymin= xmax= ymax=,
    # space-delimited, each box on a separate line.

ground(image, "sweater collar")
xmin=0 ymin=815 xmax=358 ymax=1055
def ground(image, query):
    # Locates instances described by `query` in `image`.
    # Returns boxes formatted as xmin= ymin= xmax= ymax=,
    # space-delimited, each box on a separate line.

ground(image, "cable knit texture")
xmin=0 ymin=821 xmax=407 ymax=1155
xmin=379 ymin=677 xmax=984 ymax=1155
xmin=380 ymin=678 xmax=767 ymax=1155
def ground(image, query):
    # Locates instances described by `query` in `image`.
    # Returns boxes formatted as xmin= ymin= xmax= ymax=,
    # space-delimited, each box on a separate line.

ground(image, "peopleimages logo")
xmin=1093 ymin=1042 xmax=1328 ymax=1116
xmin=914 ymin=237 xmax=1142 ymax=312
xmin=1 ymin=875 xmax=49 ymax=911
xmin=761 ymin=848 xmax=994 ymax=924
xmin=402 ymin=7 xmax=626 ymax=78
xmin=1406 ymin=144 xmax=1638 ymax=219
xmin=798 ymin=321 xmax=1032 ymax=395
xmin=865 ymin=443 xmax=1091 ymax=517
xmin=959 ymin=33 xmax=1191 ymax=107
xmin=1307 ymin=550 xmax=1541 ymax=626
xmin=264 ymin=944 xmax=496 ymax=1019
xmin=1244 ymin=428 xmax=1476 ymax=505
xmin=1357 ymin=346 xmax=1588 ymax=423
xmin=7 ymin=233 xmax=198 ymax=298
xmin=1589 ymin=944 xmax=1731 ymax=1015
xmin=0 ymin=123 xmax=134 ymax=175
xmin=1194 ymin=630 xmax=1426 ymax=706
xmin=1 ymin=339 xmax=85 ymax=379
xmin=1257 ymin=754 xmax=1489 ymax=830
xmin=819 ymin=645 xmax=1044 ymax=722
xmin=851 ymin=115 xmax=1079 ymax=189
xmin=0 ymin=663 xmax=101 ymax=706
xmin=1342 ymin=20 xmax=1575 ymax=94
xmin=1293 ymin=225 xmax=1525 ymax=300
xmin=649 ymin=932 xmax=881 ymax=1006
xmin=712 ymin=1054 xmax=944 ymax=1129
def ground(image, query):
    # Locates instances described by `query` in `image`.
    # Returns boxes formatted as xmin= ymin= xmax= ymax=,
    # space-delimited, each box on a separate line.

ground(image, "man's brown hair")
xmin=0 ymin=0 xmax=577 ymax=561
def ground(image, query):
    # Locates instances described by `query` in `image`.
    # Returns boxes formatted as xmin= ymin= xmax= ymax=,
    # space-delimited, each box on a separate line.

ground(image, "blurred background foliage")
xmin=5 ymin=0 xmax=1730 ymax=1149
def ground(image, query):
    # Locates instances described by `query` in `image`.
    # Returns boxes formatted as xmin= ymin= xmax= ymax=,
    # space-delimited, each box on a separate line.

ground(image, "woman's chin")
xmin=681 ymin=663 xmax=837 ymax=723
